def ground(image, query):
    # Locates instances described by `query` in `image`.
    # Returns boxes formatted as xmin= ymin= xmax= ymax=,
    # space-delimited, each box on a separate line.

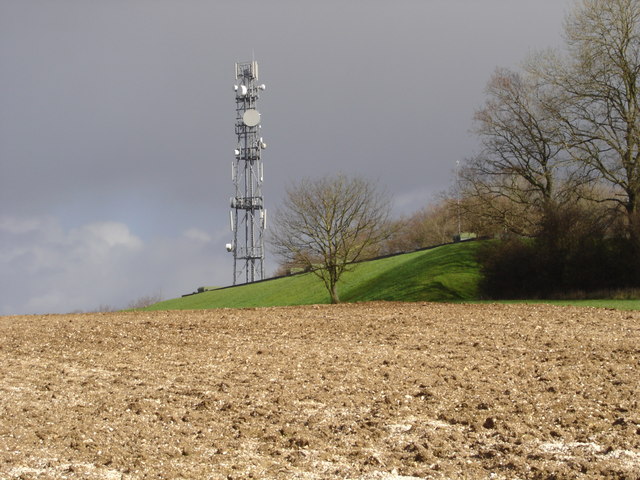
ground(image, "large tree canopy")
xmin=460 ymin=68 xmax=571 ymax=236
xmin=529 ymin=0 xmax=640 ymax=236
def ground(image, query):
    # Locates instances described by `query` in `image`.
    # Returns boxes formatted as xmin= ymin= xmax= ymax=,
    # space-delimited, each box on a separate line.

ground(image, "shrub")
xmin=478 ymin=204 xmax=640 ymax=299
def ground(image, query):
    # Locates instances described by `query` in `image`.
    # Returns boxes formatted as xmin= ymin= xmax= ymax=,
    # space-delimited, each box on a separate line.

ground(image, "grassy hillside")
xmin=145 ymin=241 xmax=482 ymax=310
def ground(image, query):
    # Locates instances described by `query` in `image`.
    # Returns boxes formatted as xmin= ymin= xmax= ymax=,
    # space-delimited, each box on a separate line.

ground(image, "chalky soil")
xmin=1 ymin=302 xmax=639 ymax=479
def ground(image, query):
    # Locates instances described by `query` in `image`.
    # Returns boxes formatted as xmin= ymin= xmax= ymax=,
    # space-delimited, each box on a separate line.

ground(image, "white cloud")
xmin=0 ymin=216 xmax=230 ymax=315
xmin=0 ymin=216 xmax=49 ymax=235
xmin=74 ymin=222 xmax=143 ymax=249
xmin=183 ymin=228 xmax=212 ymax=243
xmin=23 ymin=291 xmax=67 ymax=316
xmin=65 ymin=221 xmax=143 ymax=264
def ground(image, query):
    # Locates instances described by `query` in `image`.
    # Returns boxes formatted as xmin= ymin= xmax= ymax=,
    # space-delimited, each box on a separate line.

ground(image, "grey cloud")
xmin=1 ymin=0 xmax=571 ymax=313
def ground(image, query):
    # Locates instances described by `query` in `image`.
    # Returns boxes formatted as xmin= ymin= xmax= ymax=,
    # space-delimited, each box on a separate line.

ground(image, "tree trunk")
xmin=627 ymin=194 xmax=640 ymax=247
xmin=330 ymin=283 xmax=340 ymax=304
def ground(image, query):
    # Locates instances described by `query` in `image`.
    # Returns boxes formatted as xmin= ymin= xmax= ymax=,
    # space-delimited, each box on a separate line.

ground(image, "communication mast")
xmin=226 ymin=60 xmax=267 ymax=284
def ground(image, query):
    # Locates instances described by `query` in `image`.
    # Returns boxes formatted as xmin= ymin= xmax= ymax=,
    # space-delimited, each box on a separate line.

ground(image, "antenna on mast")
xmin=228 ymin=59 xmax=267 ymax=284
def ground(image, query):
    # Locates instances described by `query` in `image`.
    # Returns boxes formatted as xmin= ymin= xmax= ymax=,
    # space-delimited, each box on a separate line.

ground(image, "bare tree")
xmin=460 ymin=68 xmax=573 ymax=236
xmin=529 ymin=0 xmax=640 ymax=238
xmin=269 ymin=175 xmax=391 ymax=303
xmin=383 ymin=199 xmax=459 ymax=253
xmin=127 ymin=293 xmax=163 ymax=310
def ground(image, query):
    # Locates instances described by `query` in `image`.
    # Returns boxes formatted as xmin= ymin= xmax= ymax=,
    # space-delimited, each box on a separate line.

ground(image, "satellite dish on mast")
xmin=242 ymin=109 xmax=261 ymax=126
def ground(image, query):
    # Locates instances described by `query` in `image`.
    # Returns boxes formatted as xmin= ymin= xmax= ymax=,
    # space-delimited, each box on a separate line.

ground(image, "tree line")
xmin=270 ymin=0 xmax=640 ymax=302
xmin=458 ymin=0 xmax=640 ymax=298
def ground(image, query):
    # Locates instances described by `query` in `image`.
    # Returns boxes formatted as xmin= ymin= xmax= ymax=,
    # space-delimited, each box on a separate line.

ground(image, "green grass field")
xmin=144 ymin=240 xmax=640 ymax=311
xmin=145 ymin=241 xmax=482 ymax=310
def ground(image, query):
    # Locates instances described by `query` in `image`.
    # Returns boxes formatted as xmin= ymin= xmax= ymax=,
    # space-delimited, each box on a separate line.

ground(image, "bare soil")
xmin=1 ymin=302 xmax=639 ymax=479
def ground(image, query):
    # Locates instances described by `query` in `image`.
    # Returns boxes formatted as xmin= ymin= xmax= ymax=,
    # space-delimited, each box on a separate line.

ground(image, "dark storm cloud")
xmin=0 ymin=0 xmax=570 ymax=314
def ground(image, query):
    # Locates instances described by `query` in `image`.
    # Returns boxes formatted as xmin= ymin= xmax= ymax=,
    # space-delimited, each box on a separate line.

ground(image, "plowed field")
xmin=1 ymin=302 xmax=639 ymax=479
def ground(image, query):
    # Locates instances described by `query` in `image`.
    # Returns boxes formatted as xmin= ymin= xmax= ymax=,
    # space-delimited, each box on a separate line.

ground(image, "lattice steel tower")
xmin=226 ymin=60 xmax=267 ymax=284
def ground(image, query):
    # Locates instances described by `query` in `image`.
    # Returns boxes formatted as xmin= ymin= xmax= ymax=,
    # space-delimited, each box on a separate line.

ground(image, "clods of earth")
xmin=0 ymin=302 xmax=639 ymax=479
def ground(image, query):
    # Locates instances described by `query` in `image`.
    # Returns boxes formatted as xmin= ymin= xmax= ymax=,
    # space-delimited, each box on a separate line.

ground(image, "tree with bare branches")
xmin=460 ymin=68 xmax=572 ymax=236
xmin=269 ymin=175 xmax=391 ymax=303
xmin=382 ymin=199 xmax=463 ymax=254
xmin=529 ymin=0 xmax=640 ymax=239
xmin=465 ymin=0 xmax=640 ymax=295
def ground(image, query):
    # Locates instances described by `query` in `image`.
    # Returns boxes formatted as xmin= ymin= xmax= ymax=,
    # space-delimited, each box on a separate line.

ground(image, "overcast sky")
xmin=0 ymin=0 xmax=573 ymax=314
